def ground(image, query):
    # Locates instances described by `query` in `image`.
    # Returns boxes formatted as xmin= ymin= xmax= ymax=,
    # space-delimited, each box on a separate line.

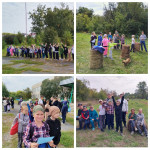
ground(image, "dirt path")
xmin=3 ymin=57 xmax=74 ymax=74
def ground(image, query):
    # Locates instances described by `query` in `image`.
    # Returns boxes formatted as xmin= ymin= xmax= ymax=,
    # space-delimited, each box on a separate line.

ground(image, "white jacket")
xmin=118 ymin=98 xmax=128 ymax=112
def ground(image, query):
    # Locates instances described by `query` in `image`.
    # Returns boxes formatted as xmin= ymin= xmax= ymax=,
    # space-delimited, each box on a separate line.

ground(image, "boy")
xmin=81 ymin=106 xmax=90 ymax=130
xmin=13 ymin=105 xmax=29 ymax=148
xmin=61 ymin=101 xmax=68 ymax=124
xmin=97 ymin=32 xmax=103 ymax=46
xmin=89 ymin=106 xmax=100 ymax=131
xmin=76 ymin=104 xmax=83 ymax=130
xmin=106 ymin=100 xmax=114 ymax=130
xmin=98 ymin=100 xmax=106 ymax=132
xmin=112 ymin=94 xmax=124 ymax=136
xmin=108 ymin=32 xmax=112 ymax=40
xmin=139 ymin=31 xmax=147 ymax=52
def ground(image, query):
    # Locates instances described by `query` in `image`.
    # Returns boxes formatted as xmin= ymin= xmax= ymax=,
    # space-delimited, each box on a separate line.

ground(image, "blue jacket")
xmin=108 ymin=34 xmax=112 ymax=40
xmin=93 ymin=46 xmax=105 ymax=54
xmin=89 ymin=109 xmax=98 ymax=120
xmin=62 ymin=101 xmax=68 ymax=114
xmin=97 ymin=36 xmax=103 ymax=46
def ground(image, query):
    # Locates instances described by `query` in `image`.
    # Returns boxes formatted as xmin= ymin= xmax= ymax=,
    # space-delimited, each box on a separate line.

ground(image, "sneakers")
xmin=92 ymin=128 xmax=95 ymax=131
xmin=131 ymin=131 xmax=134 ymax=135
xmin=120 ymin=133 xmax=123 ymax=136
xmin=141 ymin=132 xmax=144 ymax=136
xmin=135 ymin=127 xmax=138 ymax=131
xmin=101 ymin=129 xmax=104 ymax=132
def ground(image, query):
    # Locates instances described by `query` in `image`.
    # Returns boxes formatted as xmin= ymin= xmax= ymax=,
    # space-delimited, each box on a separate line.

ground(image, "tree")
xmin=23 ymin=88 xmax=32 ymax=100
xmin=135 ymin=81 xmax=148 ymax=100
xmin=40 ymin=77 xmax=71 ymax=99
xmin=2 ymin=83 xmax=9 ymax=97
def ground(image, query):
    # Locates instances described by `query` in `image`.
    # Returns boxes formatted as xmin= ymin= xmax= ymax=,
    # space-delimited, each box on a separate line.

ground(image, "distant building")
xmin=32 ymin=77 xmax=54 ymax=99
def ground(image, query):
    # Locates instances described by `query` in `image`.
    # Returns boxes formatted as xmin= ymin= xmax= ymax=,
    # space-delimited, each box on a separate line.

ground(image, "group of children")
xmin=2 ymin=97 xmax=14 ymax=112
xmin=6 ymin=42 xmax=74 ymax=61
xmin=90 ymin=30 xmax=147 ymax=60
xmin=10 ymin=96 xmax=69 ymax=148
xmin=77 ymin=93 xmax=148 ymax=137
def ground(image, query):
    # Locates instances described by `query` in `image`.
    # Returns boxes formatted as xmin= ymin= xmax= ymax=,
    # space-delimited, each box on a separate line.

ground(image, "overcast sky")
xmin=2 ymin=2 xmax=74 ymax=34
xmin=2 ymin=76 xmax=54 ymax=92
xmin=77 ymin=76 xmax=148 ymax=94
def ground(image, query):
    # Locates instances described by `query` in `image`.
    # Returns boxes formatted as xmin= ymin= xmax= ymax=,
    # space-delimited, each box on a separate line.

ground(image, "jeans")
xmin=83 ymin=119 xmax=90 ymax=129
xmin=129 ymin=120 xmax=136 ymax=132
xmin=116 ymin=116 xmax=123 ymax=133
xmin=137 ymin=123 xmax=147 ymax=135
xmin=107 ymin=114 xmax=114 ymax=129
xmin=122 ymin=112 xmax=126 ymax=127
xmin=62 ymin=112 xmax=67 ymax=123
xmin=109 ymin=50 xmax=113 ymax=59
xmin=99 ymin=115 xmax=105 ymax=130
xmin=131 ymin=44 xmax=135 ymax=52
xmin=4 ymin=106 xmax=7 ymax=112
xmin=140 ymin=41 xmax=147 ymax=52
xmin=90 ymin=118 xmax=100 ymax=128
xmin=18 ymin=132 xmax=23 ymax=148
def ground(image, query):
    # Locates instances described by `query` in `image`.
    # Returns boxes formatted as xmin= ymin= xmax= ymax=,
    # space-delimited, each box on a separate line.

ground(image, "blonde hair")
xmin=132 ymin=35 xmax=135 ymax=38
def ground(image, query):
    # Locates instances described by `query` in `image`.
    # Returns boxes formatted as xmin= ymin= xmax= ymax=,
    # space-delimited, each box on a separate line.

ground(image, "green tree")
xmin=23 ymin=88 xmax=32 ymax=100
xmin=2 ymin=83 xmax=9 ymax=97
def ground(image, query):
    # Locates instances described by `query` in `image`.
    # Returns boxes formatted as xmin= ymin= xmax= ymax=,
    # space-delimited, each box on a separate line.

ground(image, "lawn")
xmin=76 ymin=33 xmax=148 ymax=74
xmin=76 ymin=99 xmax=148 ymax=147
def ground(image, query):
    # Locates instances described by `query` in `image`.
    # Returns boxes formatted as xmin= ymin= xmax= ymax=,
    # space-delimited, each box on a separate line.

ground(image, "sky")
xmin=77 ymin=76 xmax=148 ymax=94
xmin=76 ymin=2 xmax=108 ymax=15
xmin=2 ymin=2 xmax=74 ymax=34
xmin=2 ymin=76 xmax=54 ymax=92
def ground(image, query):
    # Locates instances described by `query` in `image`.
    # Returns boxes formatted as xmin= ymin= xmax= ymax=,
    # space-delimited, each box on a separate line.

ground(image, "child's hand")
xmin=31 ymin=143 xmax=38 ymax=148
xmin=49 ymin=140 xmax=54 ymax=147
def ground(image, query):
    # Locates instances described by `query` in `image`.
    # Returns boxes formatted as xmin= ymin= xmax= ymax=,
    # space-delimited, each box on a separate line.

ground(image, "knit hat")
xmin=49 ymin=106 xmax=60 ymax=117
xmin=33 ymin=105 xmax=44 ymax=115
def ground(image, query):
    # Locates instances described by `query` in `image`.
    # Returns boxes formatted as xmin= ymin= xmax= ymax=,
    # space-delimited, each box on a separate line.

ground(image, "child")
xmin=97 ymin=32 xmax=103 ymax=46
xmin=112 ymin=94 xmax=124 ymax=136
xmin=23 ymin=105 xmax=53 ymax=148
xmin=61 ymin=101 xmax=68 ymax=124
xmin=89 ymin=106 xmax=100 ymax=131
xmin=114 ymin=34 xmax=120 ymax=49
xmin=121 ymin=34 xmax=125 ymax=49
xmin=139 ymin=31 xmax=147 ymax=52
xmin=81 ymin=106 xmax=90 ymax=130
xmin=90 ymin=32 xmax=97 ymax=49
xmin=13 ymin=105 xmax=29 ymax=148
xmin=98 ymin=100 xmax=106 ymax=132
xmin=55 ymin=44 xmax=59 ymax=60
xmin=62 ymin=43 xmax=68 ymax=59
xmin=130 ymin=35 xmax=135 ymax=52
xmin=76 ymin=104 xmax=83 ymax=130
xmin=29 ymin=47 xmax=33 ymax=58
xmin=45 ymin=100 xmax=50 ymax=121
xmin=68 ymin=48 xmax=72 ymax=61
xmin=128 ymin=108 xmax=137 ymax=135
xmin=52 ymin=44 xmax=56 ymax=59
xmin=49 ymin=44 xmax=52 ymax=59
xmin=108 ymin=39 xmax=117 ymax=60
xmin=108 ymin=32 xmax=112 ymax=40
xmin=71 ymin=45 xmax=74 ymax=60
xmin=102 ymin=34 xmax=109 ymax=57
xmin=59 ymin=45 xmax=64 ymax=60
xmin=7 ymin=46 xmax=10 ymax=56
xmin=46 ymin=106 xmax=61 ymax=148
xmin=106 ymin=100 xmax=114 ymax=130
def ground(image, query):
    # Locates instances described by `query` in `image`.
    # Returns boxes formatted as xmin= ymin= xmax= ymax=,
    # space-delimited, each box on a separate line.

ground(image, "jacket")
xmin=89 ymin=109 xmax=98 ymax=120
xmin=118 ymin=98 xmax=128 ymax=112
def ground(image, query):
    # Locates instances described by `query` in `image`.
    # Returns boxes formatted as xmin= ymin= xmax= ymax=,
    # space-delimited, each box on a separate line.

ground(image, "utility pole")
xmin=25 ymin=2 xmax=27 ymax=44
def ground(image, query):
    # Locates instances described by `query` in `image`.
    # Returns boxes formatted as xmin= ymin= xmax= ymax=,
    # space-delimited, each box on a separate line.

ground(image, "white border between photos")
xmin=0 ymin=0 xmax=150 ymax=150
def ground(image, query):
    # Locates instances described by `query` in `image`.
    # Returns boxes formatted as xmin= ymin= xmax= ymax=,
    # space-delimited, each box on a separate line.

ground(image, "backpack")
xmin=10 ymin=113 xmax=20 ymax=135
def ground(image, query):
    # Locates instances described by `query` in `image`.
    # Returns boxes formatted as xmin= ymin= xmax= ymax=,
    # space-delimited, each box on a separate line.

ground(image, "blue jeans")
xmin=140 ymin=41 xmax=147 ymax=52
xmin=107 ymin=114 xmax=114 ymax=129
xmin=90 ymin=118 xmax=100 ymax=128
xmin=83 ymin=119 xmax=90 ymax=129
xmin=137 ymin=123 xmax=148 ymax=135
xmin=129 ymin=120 xmax=136 ymax=131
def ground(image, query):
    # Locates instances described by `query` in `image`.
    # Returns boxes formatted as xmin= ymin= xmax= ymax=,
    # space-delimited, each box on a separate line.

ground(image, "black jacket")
xmin=46 ymin=117 xmax=61 ymax=145
xmin=112 ymin=96 xmax=124 ymax=118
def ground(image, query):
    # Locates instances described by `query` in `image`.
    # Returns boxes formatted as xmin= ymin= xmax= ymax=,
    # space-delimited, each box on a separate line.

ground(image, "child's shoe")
xmin=131 ymin=131 xmax=134 ymax=135
xmin=135 ymin=127 xmax=138 ymax=131
xmin=101 ymin=129 xmax=104 ymax=132
xmin=141 ymin=132 xmax=144 ymax=136
xmin=92 ymin=128 xmax=95 ymax=131
xmin=120 ymin=133 xmax=123 ymax=136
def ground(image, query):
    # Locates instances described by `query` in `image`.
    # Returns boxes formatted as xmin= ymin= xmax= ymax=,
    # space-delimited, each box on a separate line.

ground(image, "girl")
xmin=121 ymin=34 xmax=125 ymax=49
xmin=90 ymin=32 xmax=97 ymax=49
xmin=71 ymin=45 xmax=74 ymax=60
xmin=62 ymin=43 xmax=68 ymax=60
xmin=97 ymin=32 xmax=103 ymax=46
xmin=55 ymin=44 xmax=59 ymax=60
xmin=102 ymin=34 xmax=109 ymax=57
xmin=23 ymin=105 xmax=53 ymax=148
xmin=130 ymin=35 xmax=135 ymax=52
xmin=46 ymin=106 xmax=61 ymax=148
xmin=59 ymin=45 xmax=64 ymax=60
xmin=52 ymin=44 xmax=56 ymax=59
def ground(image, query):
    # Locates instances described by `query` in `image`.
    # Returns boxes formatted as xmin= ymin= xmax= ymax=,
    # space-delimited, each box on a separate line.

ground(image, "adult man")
xmin=38 ymin=96 xmax=43 ymax=105
xmin=139 ymin=31 xmax=147 ymax=52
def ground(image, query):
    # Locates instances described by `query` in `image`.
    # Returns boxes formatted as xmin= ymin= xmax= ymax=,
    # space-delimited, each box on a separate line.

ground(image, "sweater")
xmin=89 ymin=109 xmax=98 ymax=120
xmin=140 ymin=34 xmax=147 ymax=41
xmin=78 ymin=109 xmax=83 ymax=116
xmin=46 ymin=117 xmax=61 ymax=145
xmin=81 ymin=110 xmax=89 ymax=119
xmin=136 ymin=113 xmax=145 ymax=126
xmin=118 ymin=98 xmax=128 ymax=112
xmin=128 ymin=113 xmax=137 ymax=121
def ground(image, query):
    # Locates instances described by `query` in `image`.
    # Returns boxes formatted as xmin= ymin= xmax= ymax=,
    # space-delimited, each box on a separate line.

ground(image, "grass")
xmin=76 ymin=99 xmax=148 ymax=147
xmin=2 ymin=64 xmax=42 ymax=74
xmin=11 ymin=59 xmax=44 ymax=65
xmin=59 ymin=131 xmax=74 ymax=148
xmin=76 ymin=32 xmax=148 ymax=74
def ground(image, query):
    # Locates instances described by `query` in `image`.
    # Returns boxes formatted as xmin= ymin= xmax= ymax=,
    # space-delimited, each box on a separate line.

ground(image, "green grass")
xmin=76 ymin=33 xmax=148 ymax=74
xmin=11 ymin=60 xmax=44 ymax=65
xmin=76 ymin=99 xmax=148 ymax=147
xmin=60 ymin=131 xmax=74 ymax=148
xmin=2 ymin=64 xmax=42 ymax=74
